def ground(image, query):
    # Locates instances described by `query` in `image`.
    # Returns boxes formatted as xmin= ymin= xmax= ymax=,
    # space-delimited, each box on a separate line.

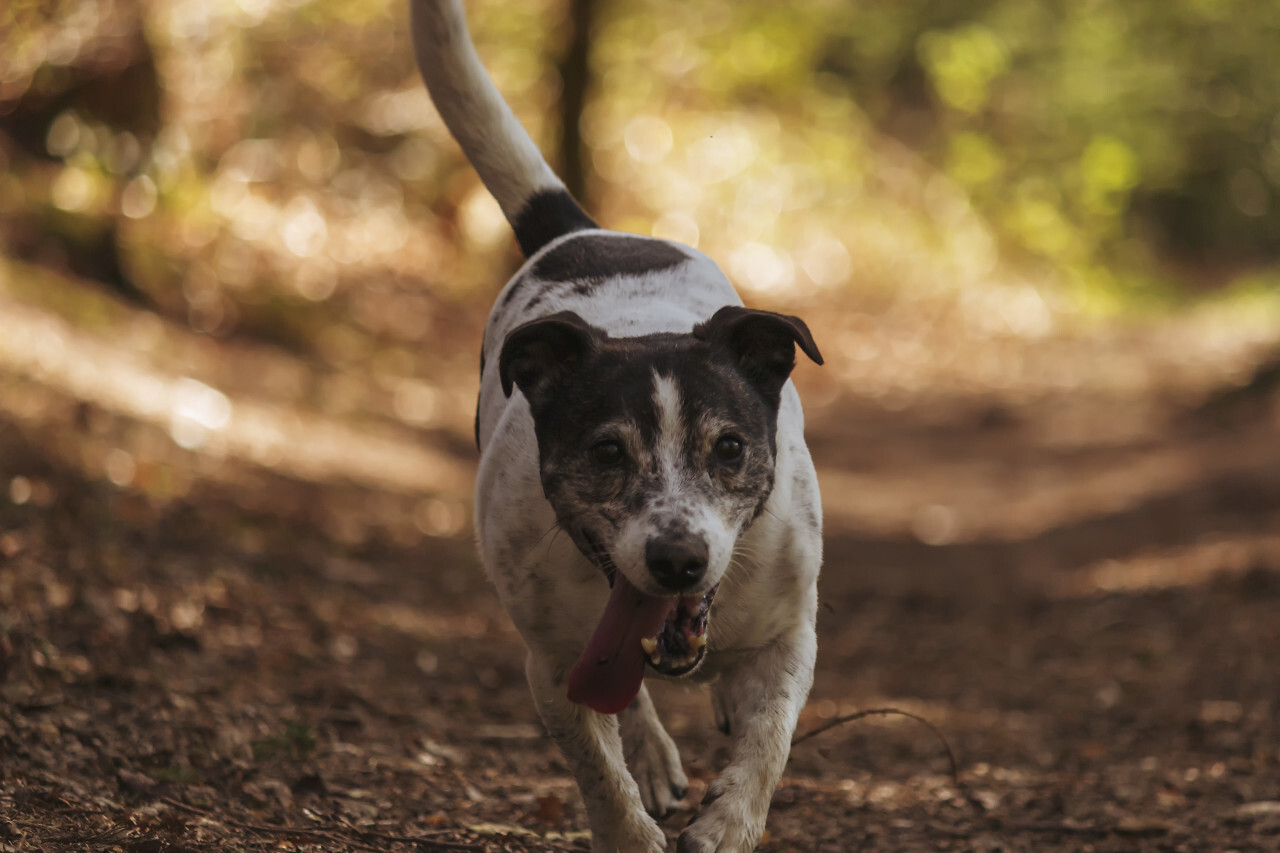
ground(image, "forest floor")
xmin=2 ymin=294 xmax=1280 ymax=853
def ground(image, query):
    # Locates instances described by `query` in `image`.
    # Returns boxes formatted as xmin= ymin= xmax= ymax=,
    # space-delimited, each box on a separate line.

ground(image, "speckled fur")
xmin=475 ymin=242 xmax=824 ymax=853
xmin=411 ymin=3 xmax=823 ymax=850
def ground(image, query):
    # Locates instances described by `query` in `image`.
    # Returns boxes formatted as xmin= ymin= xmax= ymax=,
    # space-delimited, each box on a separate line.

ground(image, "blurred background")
xmin=3 ymin=0 xmax=1279 ymax=536
xmin=3 ymin=0 xmax=1280 ymax=847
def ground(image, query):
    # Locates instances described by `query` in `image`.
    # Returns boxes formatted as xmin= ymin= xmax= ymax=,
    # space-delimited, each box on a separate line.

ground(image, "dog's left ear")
xmin=499 ymin=311 xmax=598 ymax=406
xmin=694 ymin=306 xmax=823 ymax=403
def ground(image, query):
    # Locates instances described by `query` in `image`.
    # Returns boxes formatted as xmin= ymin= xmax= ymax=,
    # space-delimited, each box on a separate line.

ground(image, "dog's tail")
xmin=410 ymin=0 xmax=597 ymax=257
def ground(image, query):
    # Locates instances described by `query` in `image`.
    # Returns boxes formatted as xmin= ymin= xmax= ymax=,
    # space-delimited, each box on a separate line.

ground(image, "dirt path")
xmin=2 ymin=369 xmax=1280 ymax=851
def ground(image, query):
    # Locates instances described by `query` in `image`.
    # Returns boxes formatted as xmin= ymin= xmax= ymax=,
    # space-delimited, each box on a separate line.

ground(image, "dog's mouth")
xmin=566 ymin=533 xmax=717 ymax=715
xmin=643 ymin=586 xmax=715 ymax=676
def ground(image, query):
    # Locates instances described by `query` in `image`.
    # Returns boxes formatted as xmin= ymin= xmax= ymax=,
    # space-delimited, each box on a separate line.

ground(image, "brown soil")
xmin=3 ymin=369 xmax=1280 ymax=852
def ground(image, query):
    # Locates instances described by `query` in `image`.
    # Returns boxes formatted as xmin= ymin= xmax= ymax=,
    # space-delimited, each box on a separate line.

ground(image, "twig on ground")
xmin=159 ymin=795 xmax=491 ymax=852
xmin=47 ymin=825 xmax=132 ymax=845
xmin=791 ymin=707 xmax=986 ymax=812
xmin=334 ymin=815 xmax=487 ymax=851
xmin=160 ymin=796 xmax=380 ymax=851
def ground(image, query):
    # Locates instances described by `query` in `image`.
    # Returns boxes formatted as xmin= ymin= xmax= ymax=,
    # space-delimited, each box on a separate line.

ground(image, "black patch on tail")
xmin=532 ymin=234 xmax=688 ymax=284
xmin=512 ymin=189 xmax=598 ymax=257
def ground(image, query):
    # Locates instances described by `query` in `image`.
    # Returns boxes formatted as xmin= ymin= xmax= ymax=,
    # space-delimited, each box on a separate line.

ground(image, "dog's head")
xmin=499 ymin=305 xmax=821 ymax=711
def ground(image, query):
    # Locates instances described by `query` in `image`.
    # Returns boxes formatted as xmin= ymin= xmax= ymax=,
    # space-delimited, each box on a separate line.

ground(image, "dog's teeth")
xmin=640 ymin=637 xmax=657 ymax=655
xmin=691 ymin=634 xmax=707 ymax=650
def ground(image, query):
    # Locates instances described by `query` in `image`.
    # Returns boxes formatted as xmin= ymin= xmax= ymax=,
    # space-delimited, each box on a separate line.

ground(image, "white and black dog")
xmin=410 ymin=2 xmax=824 ymax=850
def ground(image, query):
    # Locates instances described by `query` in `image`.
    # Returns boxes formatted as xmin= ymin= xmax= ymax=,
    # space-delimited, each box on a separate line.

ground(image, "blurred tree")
xmin=0 ymin=0 xmax=160 ymax=307
xmin=557 ymin=0 xmax=598 ymax=206
xmin=804 ymin=0 xmax=1280 ymax=299
xmin=3 ymin=0 xmax=1279 ymax=339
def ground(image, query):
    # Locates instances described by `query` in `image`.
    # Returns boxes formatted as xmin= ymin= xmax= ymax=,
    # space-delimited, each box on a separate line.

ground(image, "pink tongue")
xmin=567 ymin=573 xmax=675 ymax=715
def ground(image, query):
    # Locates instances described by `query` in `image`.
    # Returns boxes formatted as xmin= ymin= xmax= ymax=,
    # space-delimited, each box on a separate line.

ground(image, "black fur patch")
xmin=532 ymin=234 xmax=688 ymax=285
xmin=693 ymin=307 xmax=822 ymax=410
xmin=502 ymin=233 xmax=690 ymax=309
xmin=511 ymin=188 xmax=598 ymax=258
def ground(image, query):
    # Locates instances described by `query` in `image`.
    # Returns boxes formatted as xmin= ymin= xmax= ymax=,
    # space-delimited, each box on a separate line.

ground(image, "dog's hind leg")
xmin=620 ymin=684 xmax=689 ymax=818
xmin=526 ymin=653 xmax=667 ymax=853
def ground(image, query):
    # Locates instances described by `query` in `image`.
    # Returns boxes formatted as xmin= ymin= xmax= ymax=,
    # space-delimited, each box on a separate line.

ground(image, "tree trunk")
xmin=557 ymin=0 xmax=596 ymax=208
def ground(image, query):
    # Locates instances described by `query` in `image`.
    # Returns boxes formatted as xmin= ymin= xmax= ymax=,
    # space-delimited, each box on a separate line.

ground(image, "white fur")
xmin=410 ymin=3 xmax=823 ymax=850
xmin=409 ymin=0 xmax=561 ymax=222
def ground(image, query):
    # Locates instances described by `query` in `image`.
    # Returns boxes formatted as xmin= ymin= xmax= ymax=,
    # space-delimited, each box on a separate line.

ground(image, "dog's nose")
xmin=645 ymin=535 xmax=708 ymax=591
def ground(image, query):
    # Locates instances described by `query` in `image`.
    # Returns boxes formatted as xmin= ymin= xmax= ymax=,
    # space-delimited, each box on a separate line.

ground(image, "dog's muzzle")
xmin=645 ymin=534 xmax=708 ymax=591
xmin=566 ymin=532 xmax=718 ymax=715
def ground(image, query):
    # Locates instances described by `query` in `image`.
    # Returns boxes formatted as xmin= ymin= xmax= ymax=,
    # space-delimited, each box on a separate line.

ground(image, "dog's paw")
xmin=676 ymin=783 xmax=766 ymax=853
xmin=593 ymin=810 xmax=667 ymax=853
xmin=625 ymin=719 xmax=689 ymax=818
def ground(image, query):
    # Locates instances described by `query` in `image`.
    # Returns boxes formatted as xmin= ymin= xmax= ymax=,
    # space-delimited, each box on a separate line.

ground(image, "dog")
xmin=410 ymin=2 xmax=824 ymax=850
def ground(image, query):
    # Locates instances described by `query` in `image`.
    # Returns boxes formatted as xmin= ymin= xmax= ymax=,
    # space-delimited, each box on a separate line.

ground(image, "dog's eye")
xmin=714 ymin=435 xmax=743 ymax=463
xmin=591 ymin=440 xmax=625 ymax=466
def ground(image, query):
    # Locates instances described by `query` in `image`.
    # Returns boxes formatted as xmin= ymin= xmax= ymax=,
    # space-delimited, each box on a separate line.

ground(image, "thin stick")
xmin=336 ymin=815 xmax=488 ymax=851
xmin=160 ymin=795 xmax=483 ymax=852
xmin=791 ymin=707 xmax=984 ymax=812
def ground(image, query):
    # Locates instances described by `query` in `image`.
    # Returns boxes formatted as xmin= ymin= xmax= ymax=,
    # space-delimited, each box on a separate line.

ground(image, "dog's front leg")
xmin=678 ymin=626 xmax=817 ymax=853
xmin=527 ymin=653 xmax=668 ymax=853
xmin=621 ymin=684 xmax=689 ymax=818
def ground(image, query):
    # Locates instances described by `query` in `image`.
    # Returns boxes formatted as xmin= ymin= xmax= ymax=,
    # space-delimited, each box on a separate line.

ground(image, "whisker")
xmin=546 ymin=525 xmax=566 ymax=557
xmin=535 ymin=520 xmax=562 ymax=545
xmin=721 ymin=545 xmax=765 ymax=593
xmin=537 ymin=517 xmax=563 ymax=545
xmin=537 ymin=520 xmax=566 ymax=561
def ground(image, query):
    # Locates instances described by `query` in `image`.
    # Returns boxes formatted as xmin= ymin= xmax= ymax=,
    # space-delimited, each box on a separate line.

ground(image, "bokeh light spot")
xmin=624 ymin=116 xmax=673 ymax=164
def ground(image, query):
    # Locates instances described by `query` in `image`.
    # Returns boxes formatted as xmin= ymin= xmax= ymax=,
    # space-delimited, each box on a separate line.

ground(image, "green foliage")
xmin=605 ymin=0 xmax=1280 ymax=302
xmin=2 ymin=0 xmax=1277 ymax=328
xmin=829 ymin=0 xmax=1280 ymax=293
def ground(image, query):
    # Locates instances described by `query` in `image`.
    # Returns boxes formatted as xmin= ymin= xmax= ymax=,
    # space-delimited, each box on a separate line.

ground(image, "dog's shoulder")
xmin=482 ymin=230 xmax=741 ymax=356
xmin=496 ymin=231 xmax=736 ymax=324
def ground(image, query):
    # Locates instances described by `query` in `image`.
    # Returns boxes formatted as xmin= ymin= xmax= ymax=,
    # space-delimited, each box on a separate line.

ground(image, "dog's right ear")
xmin=694 ymin=306 xmax=822 ymax=405
xmin=499 ymin=311 xmax=597 ymax=404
